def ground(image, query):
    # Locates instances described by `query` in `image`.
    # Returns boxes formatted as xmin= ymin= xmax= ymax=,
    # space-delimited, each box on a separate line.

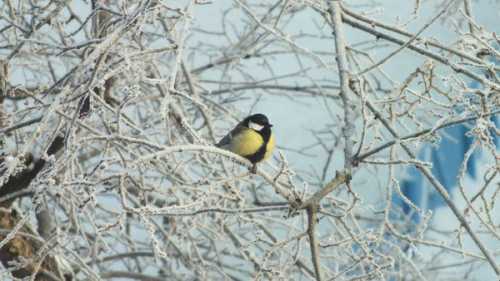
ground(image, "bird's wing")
xmin=216 ymin=124 xmax=245 ymax=148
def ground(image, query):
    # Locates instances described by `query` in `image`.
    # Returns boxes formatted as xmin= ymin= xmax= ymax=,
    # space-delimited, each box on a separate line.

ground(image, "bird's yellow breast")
xmin=230 ymin=128 xmax=264 ymax=157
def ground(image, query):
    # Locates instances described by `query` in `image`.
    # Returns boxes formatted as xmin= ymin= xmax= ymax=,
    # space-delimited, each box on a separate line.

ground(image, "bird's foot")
xmin=250 ymin=164 xmax=257 ymax=174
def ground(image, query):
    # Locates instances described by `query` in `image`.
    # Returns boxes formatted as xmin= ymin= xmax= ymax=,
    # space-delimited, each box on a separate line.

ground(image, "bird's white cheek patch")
xmin=249 ymin=121 xmax=264 ymax=131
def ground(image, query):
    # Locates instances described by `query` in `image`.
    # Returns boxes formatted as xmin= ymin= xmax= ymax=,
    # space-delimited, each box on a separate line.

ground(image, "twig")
xmin=341 ymin=14 xmax=500 ymax=90
xmin=356 ymin=1 xmax=451 ymax=75
xmin=341 ymin=5 xmax=499 ymax=71
xmin=353 ymin=109 xmax=500 ymax=163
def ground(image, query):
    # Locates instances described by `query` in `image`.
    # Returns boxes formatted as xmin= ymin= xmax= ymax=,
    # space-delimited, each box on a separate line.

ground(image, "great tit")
xmin=217 ymin=113 xmax=275 ymax=173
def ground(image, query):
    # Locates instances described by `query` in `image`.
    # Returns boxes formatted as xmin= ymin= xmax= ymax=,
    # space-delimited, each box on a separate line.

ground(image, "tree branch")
xmin=328 ymin=0 xmax=355 ymax=172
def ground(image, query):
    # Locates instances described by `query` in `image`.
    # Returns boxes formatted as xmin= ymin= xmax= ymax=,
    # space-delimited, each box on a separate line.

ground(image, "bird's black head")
xmin=244 ymin=113 xmax=273 ymax=131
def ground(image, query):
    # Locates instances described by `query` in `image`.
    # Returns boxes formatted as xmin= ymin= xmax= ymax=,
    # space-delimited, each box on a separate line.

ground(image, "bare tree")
xmin=0 ymin=0 xmax=498 ymax=280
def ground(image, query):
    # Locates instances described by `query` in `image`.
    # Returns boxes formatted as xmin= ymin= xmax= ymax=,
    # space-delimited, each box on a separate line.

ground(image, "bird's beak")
xmin=268 ymin=124 xmax=273 ymax=128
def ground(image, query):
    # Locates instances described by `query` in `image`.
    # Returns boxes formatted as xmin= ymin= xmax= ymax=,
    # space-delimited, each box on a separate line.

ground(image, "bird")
xmin=216 ymin=113 xmax=275 ymax=173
